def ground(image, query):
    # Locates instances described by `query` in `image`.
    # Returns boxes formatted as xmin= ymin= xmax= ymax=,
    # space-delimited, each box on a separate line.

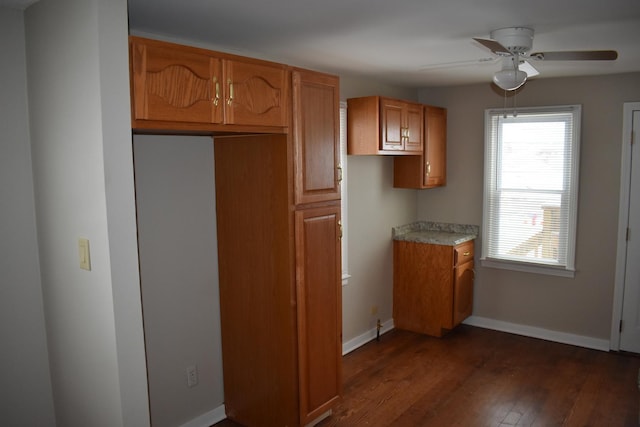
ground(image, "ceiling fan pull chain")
xmin=503 ymin=90 xmax=508 ymax=118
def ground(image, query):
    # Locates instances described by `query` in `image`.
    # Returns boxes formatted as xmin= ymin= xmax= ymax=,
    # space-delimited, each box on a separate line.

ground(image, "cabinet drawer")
xmin=454 ymin=241 xmax=474 ymax=266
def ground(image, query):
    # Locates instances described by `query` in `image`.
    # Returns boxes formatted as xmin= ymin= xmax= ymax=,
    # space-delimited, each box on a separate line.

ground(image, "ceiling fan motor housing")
xmin=490 ymin=27 xmax=534 ymax=55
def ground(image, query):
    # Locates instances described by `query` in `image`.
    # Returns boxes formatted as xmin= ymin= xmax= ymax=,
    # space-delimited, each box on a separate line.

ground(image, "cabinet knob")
xmin=337 ymin=164 xmax=343 ymax=183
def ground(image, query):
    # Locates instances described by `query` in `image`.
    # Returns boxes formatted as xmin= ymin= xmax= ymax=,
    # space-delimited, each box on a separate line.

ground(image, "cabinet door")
xmin=424 ymin=106 xmax=447 ymax=187
xmin=130 ymin=37 xmax=222 ymax=123
xmin=295 ymin=205 xmax=342 ymax=425
xmin=453 ymin=260 xmax=474 ymax=327
xmin=380 ymin=99 xmax=405 ymax=151
xmin=224 ymin=59 xmax=288 ymax=126
xmin=393 ymin=105 xmax=446 ymax=189
xmin=393 ymin=240 xmax=453 ymax=337
xmin=292 ymin=69 xmax=341 ymax=205
xmin=404 ymin=103 xmax=424 ymax=152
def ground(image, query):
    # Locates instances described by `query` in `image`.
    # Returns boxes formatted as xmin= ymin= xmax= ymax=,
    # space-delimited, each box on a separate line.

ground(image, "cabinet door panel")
xmin=381 ymin=100 xmax=404 ymax=151
xmin=224 ymin=59 xmax=288 ymax=126
xmin=393 ymin=241 xmax=452 ymax=336
xmin=295 ymin=206 xmax=342 ymax=425
xmin=453 ymin=260 xmax=474 ymax=326
xmin=130 ymin=38 xmax=222 ymax=123
xmin=293 ymin=69 xmax=340 ymax=205
xmin=405 ymin=103 xmax=424 ymax=152
xmin=424 ymin=106 xmax=447 ymax=187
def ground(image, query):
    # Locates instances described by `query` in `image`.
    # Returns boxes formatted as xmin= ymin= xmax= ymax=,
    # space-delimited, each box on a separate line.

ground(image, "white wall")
xmin=134 ymin=135 xmax=224 ymax=426
xmin=24 ymin=0 xmax=149 ymax=426
xmin=417 ymin=73 xmax=640 ymax=342
xmin=0 ymin=7 xmax=56 ymax=426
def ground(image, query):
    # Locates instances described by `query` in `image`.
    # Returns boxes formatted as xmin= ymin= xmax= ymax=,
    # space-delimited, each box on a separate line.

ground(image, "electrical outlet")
xmin=186 ymin=365 xmax=198 ymax=388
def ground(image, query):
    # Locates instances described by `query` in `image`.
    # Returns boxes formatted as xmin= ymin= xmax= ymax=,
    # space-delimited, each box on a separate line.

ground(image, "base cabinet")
xmin=393 ymin=239 xmax=474 ymax=337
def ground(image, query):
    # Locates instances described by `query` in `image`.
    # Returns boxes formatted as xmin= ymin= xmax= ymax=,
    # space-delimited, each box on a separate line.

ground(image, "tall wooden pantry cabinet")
xmin=129 ymin=36 xmax=342 ymax=427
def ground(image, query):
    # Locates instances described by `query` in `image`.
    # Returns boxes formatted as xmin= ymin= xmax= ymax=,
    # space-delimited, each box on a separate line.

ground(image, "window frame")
xmin=339 ymin=101 xmax=350 ymax=285
xmin=481 ymin=105 xmax=581 ymax=278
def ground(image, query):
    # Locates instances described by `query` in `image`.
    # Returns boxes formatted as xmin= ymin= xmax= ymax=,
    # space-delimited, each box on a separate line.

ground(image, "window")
xmin=481 ymin=105 xmax=581 ymax=277
xmin=339 ymin=101 xmax=350 ymax=285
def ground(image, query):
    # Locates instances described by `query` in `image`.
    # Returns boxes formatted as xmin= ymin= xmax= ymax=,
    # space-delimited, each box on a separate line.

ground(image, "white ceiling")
xmin=134 ymin=1 xmax=638 ymax=88
xmin=0 ymin=0 xmax=38 ymax=9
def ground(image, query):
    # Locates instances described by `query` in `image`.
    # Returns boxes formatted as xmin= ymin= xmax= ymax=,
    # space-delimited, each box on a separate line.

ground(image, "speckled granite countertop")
xmin=392 ymin=221 xmax=479 ymax=246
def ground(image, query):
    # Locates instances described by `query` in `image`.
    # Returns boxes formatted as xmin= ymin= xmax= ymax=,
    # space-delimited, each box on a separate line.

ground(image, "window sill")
xmin=481 ymin=258 xmax=575 ymax=278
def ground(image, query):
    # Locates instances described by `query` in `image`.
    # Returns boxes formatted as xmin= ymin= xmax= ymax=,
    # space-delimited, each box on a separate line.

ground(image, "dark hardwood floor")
xmin=215 ymin=325 xmax=640 ymax=426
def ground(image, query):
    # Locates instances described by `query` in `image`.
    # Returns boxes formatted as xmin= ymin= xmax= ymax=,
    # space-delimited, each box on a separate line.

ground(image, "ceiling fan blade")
xmin=418 ymin=57 xmax=498 ymax=71
xmin=530 ymin=50 xmax=618 ymax=61
xmin=519 ymin=60 xmax=540 ymax=77
xmin=473 ymin=37 xmax=511 ymax=55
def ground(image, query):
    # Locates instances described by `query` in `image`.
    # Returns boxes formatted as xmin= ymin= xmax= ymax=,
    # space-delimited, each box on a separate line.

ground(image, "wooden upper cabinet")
xmin=130 ymin=37 xmax=222 ymax=124
xmin=129 ymin=36 xmax=288 ymax=129
xmin=393 ymin=105 xmax=447 ymax=189
xmin=347 ymin=96 xmax=423 ymax=155
xmin=423 ymin=106 xmax=447 ymax=187
xmin=292 ymin=68 xmax=341 ymax=205
xmin=380 ymin=99 xmax=423 ymax=152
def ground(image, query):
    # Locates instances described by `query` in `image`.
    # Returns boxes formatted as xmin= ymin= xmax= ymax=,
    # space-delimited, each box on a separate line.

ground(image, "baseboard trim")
xmin=342 ymin=318 xmax=394 ymax=355
xmin=180 ymin=404 xmax=226 ymax=427
xmin=464 ymin=315 xmax=610 ymax=352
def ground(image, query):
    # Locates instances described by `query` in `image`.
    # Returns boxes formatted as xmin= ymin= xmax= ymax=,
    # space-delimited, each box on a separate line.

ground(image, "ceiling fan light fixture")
xmin=493 ymin=68 xmax=527 ymax=91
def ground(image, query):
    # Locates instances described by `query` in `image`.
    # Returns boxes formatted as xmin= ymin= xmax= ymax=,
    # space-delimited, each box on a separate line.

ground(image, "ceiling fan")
xmin=473 ymin=27 xmax=618 ymax=90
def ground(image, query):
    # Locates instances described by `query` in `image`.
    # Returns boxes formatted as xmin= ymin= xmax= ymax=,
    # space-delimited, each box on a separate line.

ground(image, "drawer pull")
xmin=463 ymin=251 xmax=471 ymax=256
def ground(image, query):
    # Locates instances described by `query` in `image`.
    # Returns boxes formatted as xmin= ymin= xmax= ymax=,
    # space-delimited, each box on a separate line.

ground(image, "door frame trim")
xmin=610 ymin=102 xmax=640 ymax=350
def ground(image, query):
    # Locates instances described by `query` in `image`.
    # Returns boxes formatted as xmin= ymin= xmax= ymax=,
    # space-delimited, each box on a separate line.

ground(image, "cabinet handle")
xmin=463 ymin=251 xmax=471 ymax=256
xmin=227 ymin=79 xmax=234 ymax=105
xmin=213 ymin=80 xmax=220 ymax=106
xmin=337 ymin=164 xmax=343 ymax=183
xmin=426 ymin=161 xmax=431 ymax=176
xmin=338 ymin=220 xmax=343 ymax=239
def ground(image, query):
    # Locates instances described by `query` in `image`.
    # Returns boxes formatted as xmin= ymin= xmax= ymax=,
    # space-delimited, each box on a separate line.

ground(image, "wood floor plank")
xmin=214 ymin=326 xmax=640 ymax=427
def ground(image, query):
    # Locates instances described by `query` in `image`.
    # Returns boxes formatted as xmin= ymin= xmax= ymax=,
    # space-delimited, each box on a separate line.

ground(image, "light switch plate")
xmin=78 ymin=238 xmax=91 ymax=271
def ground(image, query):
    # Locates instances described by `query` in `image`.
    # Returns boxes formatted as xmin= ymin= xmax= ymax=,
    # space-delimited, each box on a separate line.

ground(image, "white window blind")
xmin=482 ymin=105 xmax=581 ymax=277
